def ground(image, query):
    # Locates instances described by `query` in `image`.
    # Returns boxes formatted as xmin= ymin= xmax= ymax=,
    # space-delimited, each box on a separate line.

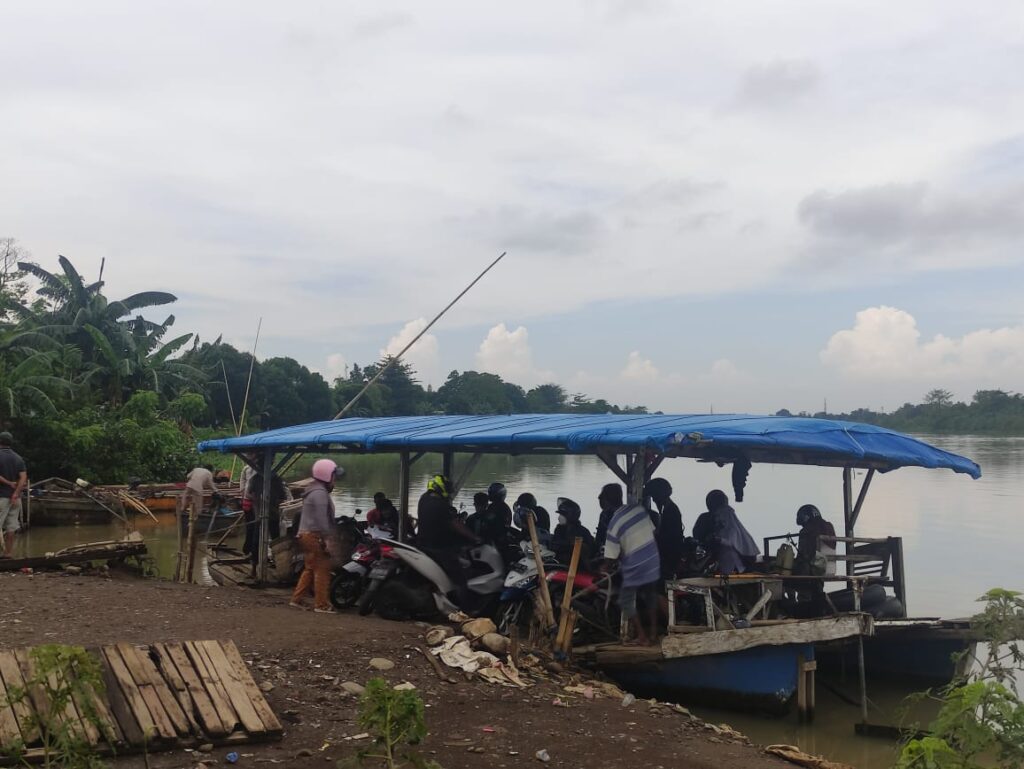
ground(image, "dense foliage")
xmin=0 ymin=247 xmax=646 ymax=484
xmin=777 ymin=388 xmax=1024 ymax=436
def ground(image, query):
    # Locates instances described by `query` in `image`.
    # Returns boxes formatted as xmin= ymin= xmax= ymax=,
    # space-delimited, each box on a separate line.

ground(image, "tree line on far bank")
xmin=776 ymin=388 xmax=1024 ymax=436
xmin=0 ymin=248 xmax=646 ymax=484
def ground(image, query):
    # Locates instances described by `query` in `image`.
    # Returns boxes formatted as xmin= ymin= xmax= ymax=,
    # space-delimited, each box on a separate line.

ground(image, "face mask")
xmin=558 ymin=515 xmax=568 ymax=526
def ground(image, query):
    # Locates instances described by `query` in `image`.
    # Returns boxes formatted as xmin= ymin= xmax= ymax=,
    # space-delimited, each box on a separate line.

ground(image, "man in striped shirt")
xmin=603 ymin=501 xmax=661 ymax=645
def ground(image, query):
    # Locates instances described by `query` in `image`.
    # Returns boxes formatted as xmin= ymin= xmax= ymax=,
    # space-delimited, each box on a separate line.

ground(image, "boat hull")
xmin=602 ymin=643 xmax=815 ymax=715
xmin=817 ymin=625 xmax=976 ymax=684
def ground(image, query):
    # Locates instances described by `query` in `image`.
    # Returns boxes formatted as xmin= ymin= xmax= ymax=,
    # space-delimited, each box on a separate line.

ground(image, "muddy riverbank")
xmin=0 ymin=569 xmax=793 ymax=769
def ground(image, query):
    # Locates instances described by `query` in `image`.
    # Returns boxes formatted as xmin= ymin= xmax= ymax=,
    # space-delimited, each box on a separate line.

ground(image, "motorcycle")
xmin=496 ymin=540 xmax=561 ymax=633
xmin=357 ymin=538 xmax=506 ymax=621
xmin=329 ymin=525 xmax=392 ymax=609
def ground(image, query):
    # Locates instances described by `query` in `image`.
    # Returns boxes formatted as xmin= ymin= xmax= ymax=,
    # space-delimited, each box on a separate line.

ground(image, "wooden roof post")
xmin=842 ymin=467 xmax=853 ymax=577
xmin=256 ymin=447 xmax=274 ymax=585
xmin=398 ymin=450 xmax=410 ymax=542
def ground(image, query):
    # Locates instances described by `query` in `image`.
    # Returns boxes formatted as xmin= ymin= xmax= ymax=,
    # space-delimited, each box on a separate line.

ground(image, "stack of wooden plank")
xmin=0 ymin=640 xmax=281 ymax=762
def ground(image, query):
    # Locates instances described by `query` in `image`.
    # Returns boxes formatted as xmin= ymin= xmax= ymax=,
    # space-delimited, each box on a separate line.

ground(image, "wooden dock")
xmin=0 ymin=640 xmax=281 ymax=762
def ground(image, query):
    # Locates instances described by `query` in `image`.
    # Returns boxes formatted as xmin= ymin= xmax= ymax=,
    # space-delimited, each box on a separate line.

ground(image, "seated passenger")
xmin=703 ymin=490 xmax=760 ymax=574
xmin=550 ymin=497 xmax=595 ymax=565
xmin=512 ymin=493 xmax=550 ymax=538
xmin=795 ymin=504 xmax=837 ymax=576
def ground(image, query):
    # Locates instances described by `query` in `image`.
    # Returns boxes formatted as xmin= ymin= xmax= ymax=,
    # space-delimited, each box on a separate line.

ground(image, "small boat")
xmin=27 ymin=478 xmax=126 ymax=526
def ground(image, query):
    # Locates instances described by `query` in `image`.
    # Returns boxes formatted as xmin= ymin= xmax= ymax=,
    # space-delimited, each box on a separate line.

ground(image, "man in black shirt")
xmin=0 ymin=433 xmax=28 ymax=558
xmin=595 ymin=483 xmax=623 ymax=554
xmin=417 ymin=475 xmax=479 ymax=600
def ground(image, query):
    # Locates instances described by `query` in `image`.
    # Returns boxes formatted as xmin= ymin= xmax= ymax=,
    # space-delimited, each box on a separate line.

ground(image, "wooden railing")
xmin=762 ymin=533 xmax=907 ymax=615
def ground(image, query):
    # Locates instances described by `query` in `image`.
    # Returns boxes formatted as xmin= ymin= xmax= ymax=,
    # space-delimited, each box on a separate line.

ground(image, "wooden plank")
xmin=111 ymin=644 xmax=177 ymax=742
xmin=13 ymin=649 xmax=60 ymax=743
xmin=117 ymin=644 xmax=190 ymax=738
xmin=45 ymin=668 xmax=91 ymax=744
xmin=101 ymin=647 xmax=158 ymax=744
xmin=660 ymin=614 xmax=874 ymax=660
xmin=97 ymin=652 xmax=144 ymax=746
xmin=0 ymin=661 xmax=24 ymax=748
xmin=163 ymin=644 xmax=228 ymax=737
xmin=219 ymin=641 xmax=282 ymax=735
xmin=183 ymin=642 xmax=238 ymax=733
xmin=151 ymin=643 xmax=202 ymax=735
xmin=74 ymin=665 xmax=123 ymax=748
xmin=0 ymin=543 xmax=147 ymax=572
xmin=0 ymin=651 xmax=33 ymax=746
xmin=198 ymin=642 xmax=264 ymax=735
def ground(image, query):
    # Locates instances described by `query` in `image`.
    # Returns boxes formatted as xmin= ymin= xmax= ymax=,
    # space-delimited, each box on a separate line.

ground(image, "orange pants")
xmin=291 ymin=532 xmax=331 ymax=609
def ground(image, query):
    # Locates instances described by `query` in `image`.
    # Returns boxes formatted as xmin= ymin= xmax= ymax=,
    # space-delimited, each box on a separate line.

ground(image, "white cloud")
xmin=821 ymin=306 xmax=1024 ymax=379
xmin=709 ymin=358 xmax=741 ymax=380
xmin=381 ymin=318 xmax=440 ymax=386
xmin=324 ymin=352 xmax=348 ymax=382
xmin=476 ymin=323 xmax=552 ymax=387
xmin=621 ymin=351 xmax=659 ymax=381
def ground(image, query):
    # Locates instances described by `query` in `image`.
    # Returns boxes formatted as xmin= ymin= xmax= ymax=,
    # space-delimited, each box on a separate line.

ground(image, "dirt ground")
xmin=0 ymin=569 xmax=793 ymax=769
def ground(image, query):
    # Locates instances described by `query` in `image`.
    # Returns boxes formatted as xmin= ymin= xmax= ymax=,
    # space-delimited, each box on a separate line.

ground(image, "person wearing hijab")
xmin=704 ymin=489 xmax=759 ymax=574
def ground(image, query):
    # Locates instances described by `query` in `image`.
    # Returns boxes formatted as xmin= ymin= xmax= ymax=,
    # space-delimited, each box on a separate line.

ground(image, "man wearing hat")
xmin=0 ymin=433 xmax=27 ymax=558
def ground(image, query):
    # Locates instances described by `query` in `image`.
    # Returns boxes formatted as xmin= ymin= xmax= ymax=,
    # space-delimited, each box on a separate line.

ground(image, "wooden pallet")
xmin=0 ymin=640 xmax=281 ymax=763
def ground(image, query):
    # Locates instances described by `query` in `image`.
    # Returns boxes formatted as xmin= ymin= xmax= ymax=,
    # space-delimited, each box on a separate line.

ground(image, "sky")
xmin=2 ymin=0 xmax=1023 ymax=414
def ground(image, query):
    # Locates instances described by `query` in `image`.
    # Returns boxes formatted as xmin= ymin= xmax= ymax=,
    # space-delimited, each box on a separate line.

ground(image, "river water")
xmin=18 ymin=435 xmax=1023 ymax=768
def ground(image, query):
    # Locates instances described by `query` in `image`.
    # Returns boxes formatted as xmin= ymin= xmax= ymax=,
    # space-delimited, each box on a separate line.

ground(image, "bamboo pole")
xmin=555 ymin=537 xmax=582 ymax=651
xmin=229 ymin=317 xmax=262 ymax=482
xmin=525 ymin=512 xmax=556 ymax=633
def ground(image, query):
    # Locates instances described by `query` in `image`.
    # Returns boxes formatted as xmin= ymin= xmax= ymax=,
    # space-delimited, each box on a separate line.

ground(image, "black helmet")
xmin=515 ymin=492 xmax=537 ymax=510
xmin=706 ymin=489 xmax=728 ymax=511
xmin=556 ymin=497 xmax=582 ymax=523
xmin=796 ymin=504 xmax=820 ymax=527
xmin=644 ymin=477 xmax=672 ymax=503
xmin=487 ymin=482 xmax=507 ymax=502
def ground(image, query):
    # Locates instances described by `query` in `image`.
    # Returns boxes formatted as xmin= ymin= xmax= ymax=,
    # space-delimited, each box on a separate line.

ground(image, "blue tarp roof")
xmin=197 ymin=414 xmax=981 ymax=478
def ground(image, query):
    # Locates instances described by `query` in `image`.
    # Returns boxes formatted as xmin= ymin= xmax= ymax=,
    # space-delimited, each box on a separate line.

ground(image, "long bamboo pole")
xmin=229 ymin=318 xmax=262 ymax=482
xmin=332 ymin=252 xmax=506 ymax=420
xmin=276 ymin=251 xmax=508 ymax=479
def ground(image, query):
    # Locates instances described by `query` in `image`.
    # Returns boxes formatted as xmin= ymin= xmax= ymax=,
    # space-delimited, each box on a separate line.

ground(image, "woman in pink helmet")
xmin=289 ymin=458 xmax=340 ymax=613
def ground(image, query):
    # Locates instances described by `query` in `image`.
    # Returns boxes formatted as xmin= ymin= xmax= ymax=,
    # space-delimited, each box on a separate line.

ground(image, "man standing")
xmin=603 ymin=499 xmax=661 ymax=645
xmin=0 ymin=433 xmax=27 ymax=558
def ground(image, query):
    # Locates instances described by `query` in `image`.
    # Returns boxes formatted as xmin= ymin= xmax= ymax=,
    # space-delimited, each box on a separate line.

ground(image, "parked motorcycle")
xmin=357 ymin=538 xmax=505 ymax=621
xmin=496 ymin=540 xmax=562 ymax=633
xmin=329 ymin=525 xmax=392 ymax=609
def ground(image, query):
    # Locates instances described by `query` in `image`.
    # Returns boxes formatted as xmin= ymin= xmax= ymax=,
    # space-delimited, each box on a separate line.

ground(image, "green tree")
xmin=256 ymin=357 xmax=333 ymax=428
xmin=437 ymin=370 xmax=515 ymax=414
xmin=924 ymin=389 xmax=955 ymax=407
xmin=525 ymin=383 xmax=567 ymax=413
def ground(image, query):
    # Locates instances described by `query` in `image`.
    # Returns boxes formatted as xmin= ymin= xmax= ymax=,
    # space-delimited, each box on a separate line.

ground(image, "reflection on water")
xmin=17 ymin=436 xmax=1024 ymax=769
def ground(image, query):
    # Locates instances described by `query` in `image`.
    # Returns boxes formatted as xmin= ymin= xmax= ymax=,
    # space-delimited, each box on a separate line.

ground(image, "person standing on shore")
xmin=290 ymin=459 xmax=339 ymax=613
xmin=0 ymin=433 xmax=27 ymax=558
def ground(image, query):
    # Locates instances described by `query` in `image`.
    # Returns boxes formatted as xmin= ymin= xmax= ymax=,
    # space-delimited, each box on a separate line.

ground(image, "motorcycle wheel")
xmin=357 ymin=579 xmax=382 ymax=616
xmin=374 ymin=580 xmax=437 ymax=622
xmin=329 ymin=572 xmax=362 ymax=609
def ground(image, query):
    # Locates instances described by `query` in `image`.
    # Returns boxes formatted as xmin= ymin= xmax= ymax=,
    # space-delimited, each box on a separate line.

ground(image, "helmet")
xmin=427 ymin=474 xmax=453 ymax=498
xmin=796 ymin=504 xmax=821 ymax=527
xmin=556 ymin=497 xmax=581 ymax=524
xmin=487 ymin=482 xmax=507 ymax=502
xmin=311 ymin=458 xmax=338 ymax=484
xmin=512 ymin=493 xmax=537 ymax=529
xmin=644 ymin=477 xmax=672 ymax=503
xmin=515 ymin=492 xmax=537 ymax=510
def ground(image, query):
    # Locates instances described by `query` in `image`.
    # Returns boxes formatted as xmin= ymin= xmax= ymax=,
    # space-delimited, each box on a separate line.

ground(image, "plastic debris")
xmin=621 ymin=693 xmax=636 ymax=707
xmin=535 ymin=749 xmax=551 ymax=762
xmin=225 ymin=751 xmax=239 ymax=764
